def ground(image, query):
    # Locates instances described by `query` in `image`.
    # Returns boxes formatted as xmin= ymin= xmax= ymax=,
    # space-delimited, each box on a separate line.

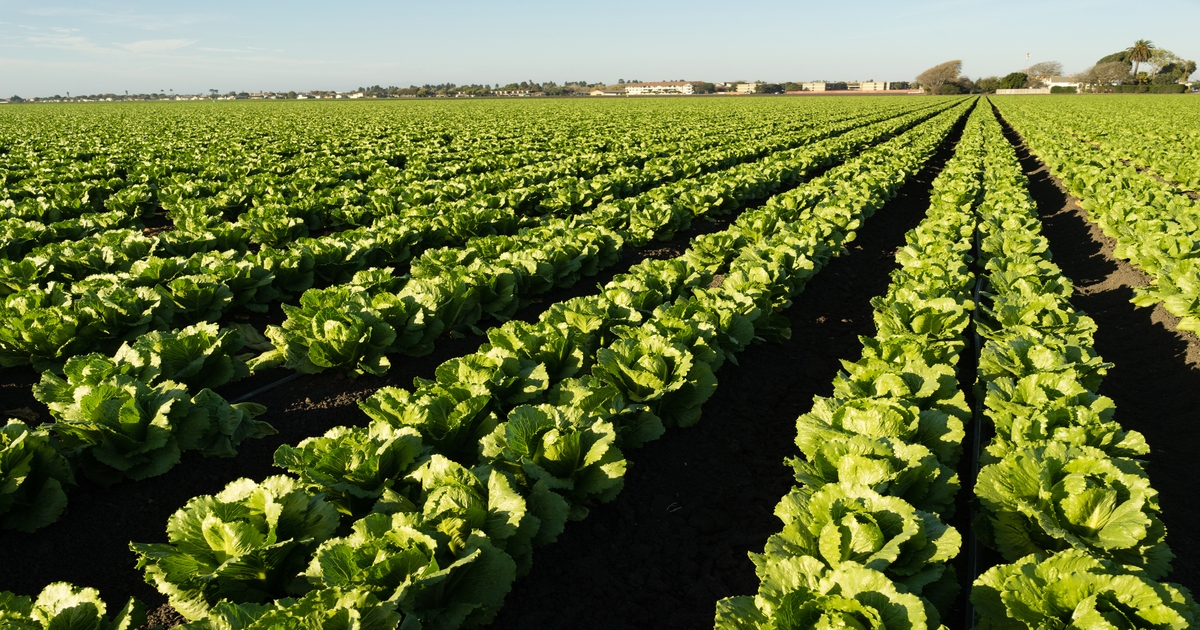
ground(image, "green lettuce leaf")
xmin=972 ymin=549 xmax=1198 ymax=630
xmin=273 ymin=422 xmax=423 ymax=519
xmin=131 ymin=475 xmax=340 ymax=620
xmin=0 ymin=582 xmax=145 ymax=630
xmin=765 ymin=482 xmax=960 ymax=597
xmin=715 ymin=556 xmax=942 ymax=629
xmin=974 ymin=443 xmax=1172 ymax=579
xmin=0 ymin=420 xmax=74 ymax=532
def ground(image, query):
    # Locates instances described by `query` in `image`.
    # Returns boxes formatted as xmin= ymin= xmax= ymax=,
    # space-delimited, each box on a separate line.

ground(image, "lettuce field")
xmin=1 ymin=94 xmax=1198 ymax=629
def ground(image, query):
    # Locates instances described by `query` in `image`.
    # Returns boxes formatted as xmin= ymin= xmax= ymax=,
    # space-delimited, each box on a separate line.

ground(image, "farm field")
xmin=1 ymin=94 xmax=1199 ymax=629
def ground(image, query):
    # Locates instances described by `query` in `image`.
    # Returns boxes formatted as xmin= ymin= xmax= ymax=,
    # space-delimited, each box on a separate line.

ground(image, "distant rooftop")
xmin=625 ymin=81 xmax=702 ymax=87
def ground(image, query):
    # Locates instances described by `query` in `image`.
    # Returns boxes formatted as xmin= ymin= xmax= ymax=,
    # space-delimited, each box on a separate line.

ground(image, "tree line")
xmin=916 ymin=40 xmax=1196 ymax=95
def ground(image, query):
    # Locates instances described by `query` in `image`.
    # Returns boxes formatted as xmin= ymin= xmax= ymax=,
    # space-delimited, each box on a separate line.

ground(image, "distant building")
xmin=996 ymin=88 xmax=1052 ymax=95
xmin=735 ymin=83 xmax=759 ymax=94
xmin=1046 ymin=76 xmax=1080 ymax=89
xmin=801 ymin=82 xmax=827 ymax=92
xmin=624 ymin=81 xmax=699 ymax=95
xmin=590 ymin=90 xmax=626 ymax=96
xmin=494 ymin=90 xmax=532 ymax=97
xmin=349 ymin=92 xmax=365 ymax=99
xmin=857 ymin=81 xmax=891 ymax=91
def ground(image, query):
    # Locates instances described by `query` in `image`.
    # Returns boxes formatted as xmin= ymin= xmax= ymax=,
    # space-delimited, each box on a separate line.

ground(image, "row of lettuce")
xmin=0 ymin=101 xmax=883 ymax=371
xmin=715 ymin=102 xmax=986 ymax=630
xmin=0 ymin=102 xmax=974 ymax=627
xmin=966 ymin=98 xmax=1195 ymax=628
xmin=253 ymin=101 xmax=953 ymax=379
xmin=994 ymin=98 xmax=1200 ymax=335
xmin=712 ymin=102 xmax=1199 ymax=628
xmin=0 ymin=100 xmax=926 ymax=312
xmin=0 ymin=100 xmax=960 ymax=537
xmin=0 ymin=96 xmax=784 ymax=239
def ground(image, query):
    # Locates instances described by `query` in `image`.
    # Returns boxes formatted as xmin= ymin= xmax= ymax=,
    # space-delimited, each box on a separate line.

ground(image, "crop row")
xmin=0 ymin=101 xmax=972 ymax=627
xmin=0 ymin=98 xmax=936 ymax=271
xmin=0 ymin=100 xmax=954 ymax=380
xmin=0 ymin=109 xmax=761 ymax=254
xmin=712 ymin=100 xmax=1200 ymax=629
xmin=969 ymin=102 xmax=1194 ymax=627
xmin=1 ymin=99 xmax=931 ymax=256
xmin=260 ymin=101 xmax=956 ymax=378
xmin=715 ymin=102 xmax=987 ymax=629
xmin=2 ymin=98 xmax=897 ymax=190
xmin=0 ymin=111 xmax=779 ymax=257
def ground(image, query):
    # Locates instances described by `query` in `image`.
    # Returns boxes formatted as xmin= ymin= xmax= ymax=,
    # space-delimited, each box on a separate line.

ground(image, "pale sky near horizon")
xmin=1 ymin=0 xmax=1197 ymax=97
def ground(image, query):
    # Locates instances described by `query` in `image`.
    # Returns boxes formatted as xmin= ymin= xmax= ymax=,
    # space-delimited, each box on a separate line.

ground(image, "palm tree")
xmin=1128 ymin=39 xmax=1155 ymax=81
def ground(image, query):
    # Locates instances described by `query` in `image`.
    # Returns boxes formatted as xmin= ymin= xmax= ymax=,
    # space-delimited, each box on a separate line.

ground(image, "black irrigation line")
xmin=228 ymin=372 xmax=303 ymax=404
xmin=963 ymin=175 xmax=987 ymax=630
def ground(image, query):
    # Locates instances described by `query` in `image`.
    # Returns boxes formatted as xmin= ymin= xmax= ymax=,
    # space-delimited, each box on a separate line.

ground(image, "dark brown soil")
xmin=145 ymin=604 xmax=186 ymax=628
xmin=994 ymin=106 xmax=1200 ymax=593
xmin=484 ymin=108 xmax=973 ymax=630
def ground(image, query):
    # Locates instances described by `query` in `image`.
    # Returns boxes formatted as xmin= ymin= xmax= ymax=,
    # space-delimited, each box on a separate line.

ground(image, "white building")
xmin=801 ymin=82 xmax=827 ymax=92
xmin=858 ymin=81 xmax=891 ymax=91
xmin=1046 ymin=76 xmax=1081 ymax=89
xmin=996 ymin=88 xmax=1052 ymax=95
xmin=349 ymin=92 xmax=365 ymax=99
xmin=735 ymin=83 xmax=759 ymax=94
xmin=624 ymin=81 xmax=697 ymax=95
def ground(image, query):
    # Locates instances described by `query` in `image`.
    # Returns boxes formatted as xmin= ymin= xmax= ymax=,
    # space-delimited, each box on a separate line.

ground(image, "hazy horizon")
xmin=2 ymin=0 xmax=1198 ymax=97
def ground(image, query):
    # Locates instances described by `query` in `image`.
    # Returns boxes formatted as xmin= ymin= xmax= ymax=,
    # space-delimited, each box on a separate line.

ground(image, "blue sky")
xmin=1 ymin=0 xmax=1197 ymax=96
